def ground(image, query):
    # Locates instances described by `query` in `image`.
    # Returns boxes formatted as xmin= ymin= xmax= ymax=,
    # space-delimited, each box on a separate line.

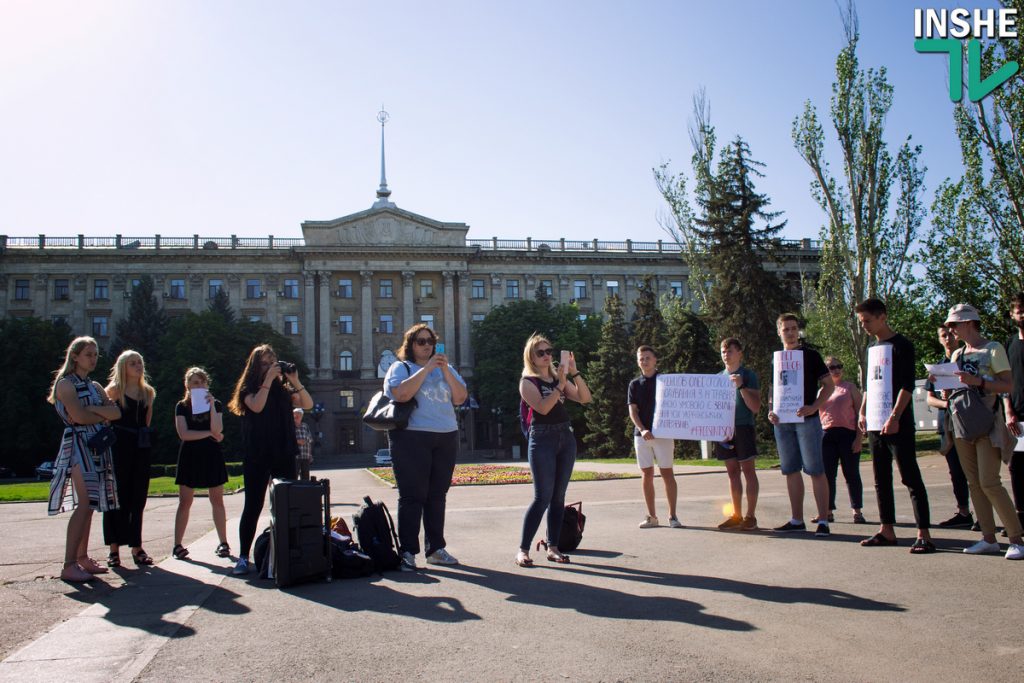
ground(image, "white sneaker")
xmin=638 ymin=515 xmax=659 ymax=529
xmin=963 ymin=539 xmax=1002 ymax=555
xmin=399 ymin=551 xmax=420 ymax=572
xmin=668 ymin=517 xmax=684 ymax=529
xmin=1006 ymin=544 xmax=1024 ymax=561
xmin=426 ymin=548 xmax=459 ymax=565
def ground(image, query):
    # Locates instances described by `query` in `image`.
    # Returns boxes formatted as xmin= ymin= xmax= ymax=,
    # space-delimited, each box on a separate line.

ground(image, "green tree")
xmin=208 ymin=288 xmax=236 ymax=324
xmin=110 ymin=275 xmax=169 ymax=364
xmin=0 ymin=318 xmax=72 ymax=474
xmin=791 ymin=4 xmax=926 ymax=383
xmin=583 ymin=294 xmax=633 ymax=457
xmin=629 ymin=276 xmax=666 ymax=354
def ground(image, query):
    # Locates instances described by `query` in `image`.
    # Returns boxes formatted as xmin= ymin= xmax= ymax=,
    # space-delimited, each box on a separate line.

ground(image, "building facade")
xmin=0 ymin=200 xmax=821 ymax=455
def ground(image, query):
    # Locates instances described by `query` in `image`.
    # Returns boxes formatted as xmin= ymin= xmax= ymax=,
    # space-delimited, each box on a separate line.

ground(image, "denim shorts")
xmin=774 ymin=415 xmax=825 ymax=475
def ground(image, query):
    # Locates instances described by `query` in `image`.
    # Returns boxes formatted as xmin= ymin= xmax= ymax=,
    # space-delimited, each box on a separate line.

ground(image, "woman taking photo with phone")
xmin=172 ymin=367 xmax=229 ymax=561
xmin=384 ymin=324 xmax=467 ymax=571
xmin=47 ymin=337 xmax=121 ymax=582
xmin=227 ymin=345 xmax=312 ymax=575
xmin=515 ymin=334 xmax=591 ymax=567
xmin=103 ymin=350 xmax=156 ymax=568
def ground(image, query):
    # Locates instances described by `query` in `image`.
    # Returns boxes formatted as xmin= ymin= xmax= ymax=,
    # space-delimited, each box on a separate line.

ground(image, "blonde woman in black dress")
xmin=172 ymin=367 xmax=230 ymax=560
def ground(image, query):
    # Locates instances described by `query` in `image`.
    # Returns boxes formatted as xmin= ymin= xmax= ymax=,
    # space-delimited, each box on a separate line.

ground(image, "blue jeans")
xmin=774 ymin=415 xmax=825 ymax=476
xmin=520 ymin=422 xmax=576 ymax=551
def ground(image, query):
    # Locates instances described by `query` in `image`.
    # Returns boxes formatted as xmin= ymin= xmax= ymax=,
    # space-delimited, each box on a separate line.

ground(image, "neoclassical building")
xmin=0 ymin=146 xmax=821 ymax=454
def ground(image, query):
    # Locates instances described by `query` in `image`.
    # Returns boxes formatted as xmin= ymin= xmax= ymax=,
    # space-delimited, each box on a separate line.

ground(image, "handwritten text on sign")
xmin=652 ymin=374 xmax=736 ymax=441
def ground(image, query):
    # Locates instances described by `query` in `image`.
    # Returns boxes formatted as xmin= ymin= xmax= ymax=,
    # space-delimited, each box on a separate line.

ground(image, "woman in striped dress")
xmin=47 ymin=337 xmax=122 ymax=582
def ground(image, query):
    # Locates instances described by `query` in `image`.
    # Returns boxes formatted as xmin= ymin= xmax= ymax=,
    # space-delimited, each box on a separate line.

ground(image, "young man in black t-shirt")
xmin=627 ymin=346 xmax=680 ymax=528
xmin=1002 ymin=291 xmax=1024 ymax=530
xmin=855 ymin=298 xmax=934 ymax=553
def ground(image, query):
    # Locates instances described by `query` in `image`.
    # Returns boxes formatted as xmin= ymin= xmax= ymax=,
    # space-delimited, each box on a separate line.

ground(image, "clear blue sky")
xmin=0 ymin=0 xmax=993 ymax=243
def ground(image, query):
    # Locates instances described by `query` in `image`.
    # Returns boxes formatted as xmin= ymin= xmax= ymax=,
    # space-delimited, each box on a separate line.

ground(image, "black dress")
xmin=102 ymin=394 xmax=152 ymax=547
xmin=175 ymin=399 xmax=228 ymax=489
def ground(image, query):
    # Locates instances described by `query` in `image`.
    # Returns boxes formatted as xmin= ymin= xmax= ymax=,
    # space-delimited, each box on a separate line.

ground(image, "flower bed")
xmin=367 ymin=464 xmax=634 ymax=487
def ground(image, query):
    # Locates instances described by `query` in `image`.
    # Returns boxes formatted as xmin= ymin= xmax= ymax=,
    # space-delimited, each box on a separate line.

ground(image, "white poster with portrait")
xmin=772 ymin=350 xmax=805 ymax=423
xmin=652 ymin=374 xmax=736 ymax=442
xmin=866 ymin=344 xmax=893 ymax=432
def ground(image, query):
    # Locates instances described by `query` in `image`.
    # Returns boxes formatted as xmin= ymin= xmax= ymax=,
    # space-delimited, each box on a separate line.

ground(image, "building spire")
xmin=373 ymin=107 xmax=395 ymax=209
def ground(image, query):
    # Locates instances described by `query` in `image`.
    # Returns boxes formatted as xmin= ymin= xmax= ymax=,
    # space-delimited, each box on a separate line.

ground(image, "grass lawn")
xmin=0 ymin=475 xmax=244 ymax=503
xmin=368 ymin=464 xmax=636 ymax=487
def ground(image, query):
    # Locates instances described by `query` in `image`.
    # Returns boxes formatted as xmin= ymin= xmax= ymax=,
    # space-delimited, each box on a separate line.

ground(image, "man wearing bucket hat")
xmin=941 ymin=303 xmax=1023 ymax=560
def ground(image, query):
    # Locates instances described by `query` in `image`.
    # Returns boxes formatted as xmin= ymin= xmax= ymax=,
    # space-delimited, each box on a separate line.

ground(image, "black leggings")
xmin=869 ymin=430 xmax=930 ymax=529
xmin=822 ymin=427 xmax=862 ymax=510
xmin=238 ymin=452 xmax=295 ymax=557
xmin=1010 ymin=451 xmax=1024 ymax=523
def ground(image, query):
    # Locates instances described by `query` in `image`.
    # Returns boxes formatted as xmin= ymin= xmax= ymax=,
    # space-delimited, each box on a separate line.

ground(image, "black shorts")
xmin=714 ymin=424 xmax=758 ymax=461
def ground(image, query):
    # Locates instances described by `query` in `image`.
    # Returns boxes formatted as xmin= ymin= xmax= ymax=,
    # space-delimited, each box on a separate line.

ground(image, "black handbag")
xmin=86 ymin=426 xmax=118 ymax=452
xmin=362 ymin=392 xmax=417 ymax=432
xmin=137 ymin=426 xmax=153 ymax=449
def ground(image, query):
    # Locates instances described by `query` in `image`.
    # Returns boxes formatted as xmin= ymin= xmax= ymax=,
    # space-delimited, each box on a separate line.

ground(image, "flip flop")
xmin=514 ymin=552 xmax=534 ymax=568
xmin=860 ymin=533 xmax=898 ymax=547
xmin=909 ymin=539 xmax=937 ymax=554
xmin=546 ymin=551 xmax=571 ymax=564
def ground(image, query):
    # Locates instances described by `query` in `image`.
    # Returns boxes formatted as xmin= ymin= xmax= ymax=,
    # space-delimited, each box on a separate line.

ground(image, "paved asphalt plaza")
xmin=0 ymin=453 xmax=1021 ymax=682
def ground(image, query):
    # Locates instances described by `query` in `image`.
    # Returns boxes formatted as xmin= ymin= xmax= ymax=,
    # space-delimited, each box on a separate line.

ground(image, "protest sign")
xmin=866 ymin=344 xmax=894 ymax=431
xmin=652 ymin=374 xmax=736 ymax=441
xmin=772 ymin=350 xmax=804 ymax=423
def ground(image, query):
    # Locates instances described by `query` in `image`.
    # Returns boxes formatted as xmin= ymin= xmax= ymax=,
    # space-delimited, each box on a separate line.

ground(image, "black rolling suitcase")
xmin=269 ymin=478 xmax=332 ymax=588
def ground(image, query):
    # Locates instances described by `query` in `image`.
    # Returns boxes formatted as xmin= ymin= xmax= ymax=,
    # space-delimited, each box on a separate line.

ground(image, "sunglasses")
xmin=828 ymin=364 xmax=843 ymax=370
xmin=413 ymin=337 xmax=435 ymax=346
xmin=534 ymin=348 xmax=555 ymax=357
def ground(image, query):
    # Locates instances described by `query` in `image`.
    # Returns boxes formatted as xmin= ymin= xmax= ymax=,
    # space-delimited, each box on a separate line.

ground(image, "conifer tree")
xmin=583 ymin=294 xmax=633 ymax=457
xmin=110 ymin=275 xmax=169 ymax=364
xmin=208 ymin=288 xmax=236 ymax=324
xmin=629 ymin=276 xmax=666 ymax=355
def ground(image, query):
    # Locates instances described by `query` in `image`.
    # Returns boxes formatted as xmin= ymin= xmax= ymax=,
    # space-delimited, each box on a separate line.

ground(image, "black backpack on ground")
xmin=352 ymin=495 xmax=401 ymax=572
xmin=330 ymin=538 xmax=376 ymax=579
xmin=559 ymin=501 xmax=585 ymax=551
xmin=254 ymin=527 xmax=272 ymax=579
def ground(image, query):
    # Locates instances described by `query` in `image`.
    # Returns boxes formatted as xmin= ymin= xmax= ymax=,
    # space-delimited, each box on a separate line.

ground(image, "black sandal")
xmin=214 ymin=542 xmax=231 ymax=558
xmin=860 ymin=533 xmax=898 ymax=547
xmin=132 ymin=550 xmax=154 ymax=566
xmin=106 ymin=552 xmax=121 ymax=568
xmin=909 ymin=539 xmax=937 ymax=555
xmin=172 ymin=544 xmax=190 ymax=560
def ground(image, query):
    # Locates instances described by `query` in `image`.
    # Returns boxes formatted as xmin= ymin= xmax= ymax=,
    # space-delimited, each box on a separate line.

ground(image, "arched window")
xmin=339 ymin=350 xmax=353 ymax=371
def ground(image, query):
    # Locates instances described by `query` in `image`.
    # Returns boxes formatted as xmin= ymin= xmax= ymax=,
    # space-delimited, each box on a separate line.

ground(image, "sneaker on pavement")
xmin=638 ymin=515 xmax=659 ymax=529
xmin=963 ymin=539 xmax=1002 ymax=555
xmin=231 ymin=557 xmax=250 ymax=575
xmin=938 ymin=512 xmax=974 ymax=528
xmin=668 ymin=517 xmax=684 ymax=529
xmin=815 ymin=523 xmax=830 ymax=537
xmin=970 ymin=521 xmax=982 ymax=532
xmin=426 ymin=548 xmax=459 ymax=565
xmin=1006 ymin=544 xmax=1024 ymax=561
xmin=852 ymin=512 xmax=867 ymax=524
xmin=773 ymin=521 xmax=807 ymax=533
xmin=717 ymin=515 xmax=743 ymax=530
xmin=740 ymin=516 xmax=758 ymax=531
xmin=811 ymin=514 xmax=835 ymax=524
xmin=400 ymin=551 xmax=420 ymax=572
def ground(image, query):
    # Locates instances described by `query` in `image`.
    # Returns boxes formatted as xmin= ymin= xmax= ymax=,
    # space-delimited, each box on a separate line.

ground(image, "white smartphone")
xmin=560 ymin=350 xmax=570 ymax=367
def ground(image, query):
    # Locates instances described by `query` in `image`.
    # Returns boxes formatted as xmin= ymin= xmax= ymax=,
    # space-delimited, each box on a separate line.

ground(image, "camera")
xmin=276 ymin=360 xmax=297 ymax=375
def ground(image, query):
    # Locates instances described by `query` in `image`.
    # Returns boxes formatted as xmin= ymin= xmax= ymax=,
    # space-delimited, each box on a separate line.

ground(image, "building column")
xmin=302 ymin=271 xmax=316 ymax=371
xmin=401 ymin=270 xmax=415 ymax=332
xmin=227 ymin=273 xmax=242 ymax=308
xmin=317 ymin=270 xmax=332 ymax=379
xmin=490 ymin=274 xmax=502 ymax=308
xmin=360 ymin=270 xmax=375 ymax=378
xmin=442 ymin=271 xmax=456 ymax=359
xmin=457 ymin=271 xmax=472 ymax=375
xmin=559 ymin=276 xmax=570 ymax=305
xmin=591 ymin=274 xmax=605 ymax=314
xmin=265 ymin=275 xmax=279 ymax=326
xmin=72 ymin=274 xmax=87 ymax=333
xmin=33 ymin=274 xmax=50 ymax=320
xmin=188 ymin=274 xmax=204 ymax=314
xmin=0 ymin=276 xmax=7 ymax=320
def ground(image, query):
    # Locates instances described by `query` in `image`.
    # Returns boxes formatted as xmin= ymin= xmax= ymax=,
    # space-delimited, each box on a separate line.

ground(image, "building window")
xmin=246 ymin=279 xmax=262 ymax=298
xmin=578 ymin=313 xmax=588 ymax=322
xmin=573 ymin=280 xmax=588 ymax=299
xmin=337 ymin=279 xmax=353 ymax=298
xmin=93 ymin=279 xmax=109 ymax=300
xmin=379 ymin=314 xmax=393 ymax=334
xmin=606 ymin=280 xmax=619 ymax=297
xmin=472 ymin=313 xmax=486 ymax=323
xmin=169 ymin=279 xmax=186 ymax=299
xmin=51 ymin=315 xmax=68 ymax=327
xmin=338 ymin=389 xmax=355 ymax=409
xmin=338 ymin=315 xmax=353 ymax=334
xmin=92 ymin=316 xmax=109 ymax=337
xmin=14 ymin=279 xmax=29 ymax=300
xmin=208 ymin=279 xmax=223 ymax=299
xmin=421 ymin=314 xmax=434 ymax=327
xmin=379 ymin=279 xmax=393 ymax=298
xmin=339 ymin=351 xmax=353 ymax=372
xmin=283 ymin=279 xmax=299 ymax=299
xmin=506 ymin=279 xmax=520 ymax=299
xmin=419 ymin=280 xmax=433 ymax=298
xmin=540 ymin=280 xmax=553 ymax=297
xmin=471 ymin=279 xmax=485 ymax=298
xmin=54 ymin=279 xmax=70 ymax=300
xmin=248 ymin=315 xmax=263 ymax=323
xmin=669 ymin=281 xmax=684 ymax=298
xmin=131 ymin=278 xmax=142 ymax=292
xmin=284 ymin=315 xmax=299 ymax=335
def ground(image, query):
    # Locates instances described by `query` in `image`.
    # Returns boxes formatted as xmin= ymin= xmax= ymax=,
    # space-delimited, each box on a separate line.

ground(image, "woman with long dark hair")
xmin=385 ymin=324 xmax=467 ymax=570
xmin=227 ymin=344 xmax=312 ymax=575
xmin=47 ymin=337 xmax=121 ymax=582
xmin=102 ymin=350 xmax=156 ymax=567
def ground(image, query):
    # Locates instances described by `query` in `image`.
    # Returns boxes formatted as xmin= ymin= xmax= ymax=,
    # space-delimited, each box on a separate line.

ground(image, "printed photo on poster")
xmin=866 ymin=344 xmax=893 ymax=431
xmin=772 ymin=350 xmax=804 ymax=423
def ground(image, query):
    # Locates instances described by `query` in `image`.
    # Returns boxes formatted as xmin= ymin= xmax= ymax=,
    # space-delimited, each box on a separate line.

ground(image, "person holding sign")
xmin=715 ymin=339 xmax=761 ymax=531
xmin=855 ymin=299 xmax=935 ymax=554
xmin=941 ymin=304 xmax=1023 ymax=560
xmin=1005 ymin=292 xmax=1024 ymax=534
xmin=628 ymin=346 xmax=680 ymax=529
xmin=767 ymin=314 xmax=834 ymax=537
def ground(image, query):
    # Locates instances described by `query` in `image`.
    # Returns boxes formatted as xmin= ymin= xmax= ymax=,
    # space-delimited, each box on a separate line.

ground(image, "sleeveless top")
xmin=529 ymin=376 xmax=571 ymax=425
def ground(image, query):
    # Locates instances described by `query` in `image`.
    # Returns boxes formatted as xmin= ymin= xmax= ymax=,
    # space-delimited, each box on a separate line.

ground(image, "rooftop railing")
xmin=0 ymin=234 xmax=822 ymax=253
